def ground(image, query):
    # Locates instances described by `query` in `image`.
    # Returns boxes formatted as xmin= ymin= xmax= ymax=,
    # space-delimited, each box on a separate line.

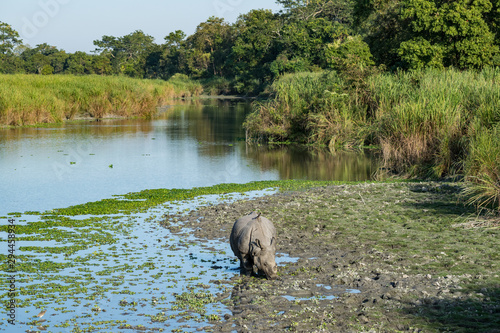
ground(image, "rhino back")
xmin=230 ymin=212 xmax=257 ymax=256
xmin=248 ymin=217 xmax=275 ymax=249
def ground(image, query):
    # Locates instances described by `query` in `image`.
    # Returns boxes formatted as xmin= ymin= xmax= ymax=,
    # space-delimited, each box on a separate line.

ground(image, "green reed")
xmin=244 ymin=71 xmax=365 ymax=147
xmin=0 ymin=74 xmax=202 ymax=126
xmin=245 ymin=67 xmax=500 ymax=211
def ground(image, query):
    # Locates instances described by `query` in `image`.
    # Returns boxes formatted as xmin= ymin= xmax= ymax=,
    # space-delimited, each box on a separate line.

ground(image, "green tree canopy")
xmin=94 ymin=30 xmax=156 ymax=77
xmin=231 ymin=9 xmax=282 ymax=90
xmin=0 ymin=21 xmax=21 ymax=55
xmin=278 ymin=0 xmax=355 ymax=24
xmin=184 ymin=17 xmax=234 ymax=77
xmin=0 ymin=22 xmax=24 ymax=73
xmin=399 ymin=0 xmax=499 ymax=69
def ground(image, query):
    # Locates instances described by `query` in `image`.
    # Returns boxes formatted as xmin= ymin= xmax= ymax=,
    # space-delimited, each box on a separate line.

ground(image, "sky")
xmin=0 ymin=0 xmax=283 ymax=53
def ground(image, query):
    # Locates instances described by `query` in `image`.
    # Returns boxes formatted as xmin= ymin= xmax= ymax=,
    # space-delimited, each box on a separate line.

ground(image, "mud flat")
xmin=161 ymin=181 xmax=499 ymax=332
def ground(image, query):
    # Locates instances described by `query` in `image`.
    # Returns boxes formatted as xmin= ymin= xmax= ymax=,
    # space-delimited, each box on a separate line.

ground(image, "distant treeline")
xmin=1 ymin=0 xmax=499 ymax=94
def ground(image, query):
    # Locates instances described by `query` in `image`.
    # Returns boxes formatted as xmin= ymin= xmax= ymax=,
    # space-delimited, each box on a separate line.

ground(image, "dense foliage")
xmin=2 ymin=1 xmax=497 ymax=92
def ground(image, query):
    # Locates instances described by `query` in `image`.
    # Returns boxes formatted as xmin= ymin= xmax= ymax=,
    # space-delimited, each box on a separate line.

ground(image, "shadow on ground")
xmin=404 ymin=284 xmax=500 ymax=333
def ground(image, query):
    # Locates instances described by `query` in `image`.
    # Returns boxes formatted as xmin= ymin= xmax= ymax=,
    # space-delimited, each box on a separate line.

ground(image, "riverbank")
xmin=161 ymin=181 xmax=499 ymax=332
xmin=244 ymin=68 xmax=500 ymax=213
xmin=0 ymin=74 xmax=203 ymax=126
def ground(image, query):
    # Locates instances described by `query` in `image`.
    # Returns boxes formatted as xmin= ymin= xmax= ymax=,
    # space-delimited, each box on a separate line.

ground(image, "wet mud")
xmin=161 ymin=182 xmax=499 ymax=332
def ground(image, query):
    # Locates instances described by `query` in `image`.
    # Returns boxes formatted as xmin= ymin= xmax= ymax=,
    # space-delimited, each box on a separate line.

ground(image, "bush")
xmin=201 ymin=76 xmax=232 ymax=95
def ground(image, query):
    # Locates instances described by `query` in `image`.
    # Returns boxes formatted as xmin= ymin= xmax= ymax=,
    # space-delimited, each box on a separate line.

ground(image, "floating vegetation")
xmin=0 ymin=181 xmax=325 ymax=332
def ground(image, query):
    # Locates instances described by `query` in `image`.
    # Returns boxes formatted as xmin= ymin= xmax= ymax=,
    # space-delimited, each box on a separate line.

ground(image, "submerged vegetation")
xmin=0 ymin=74 xmax=202 ymax=126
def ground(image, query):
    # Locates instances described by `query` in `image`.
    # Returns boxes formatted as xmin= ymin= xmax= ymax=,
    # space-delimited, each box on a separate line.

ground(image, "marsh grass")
xmin=0 ymin=74 xmax=203 ymax=126
xmin=463 ymin=122 xmax=500 ymax=213
xmin=245 ymin=68 xmax=500 ymax=211
xmin=369 ymin=69 xmax=499 ymax=176
xmin=244 ymin=72 xmax=366 ymax=147
xmin=370 ymin=69 xmax=500 ymax=212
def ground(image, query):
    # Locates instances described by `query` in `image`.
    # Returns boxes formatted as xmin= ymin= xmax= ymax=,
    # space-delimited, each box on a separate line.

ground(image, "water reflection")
xmin=242 ymin=144 xmax=377 ymax=181
xmin=0 ymin=99 xmax=378 ymax=214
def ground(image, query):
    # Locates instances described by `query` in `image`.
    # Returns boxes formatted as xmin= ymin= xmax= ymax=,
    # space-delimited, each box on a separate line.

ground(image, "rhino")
xmin=230 ymin=212 xmax=278 ymax=279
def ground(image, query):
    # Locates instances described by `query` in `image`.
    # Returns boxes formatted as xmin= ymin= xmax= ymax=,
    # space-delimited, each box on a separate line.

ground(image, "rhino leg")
xmin=240 ymin=255 xmax=253 ymax=276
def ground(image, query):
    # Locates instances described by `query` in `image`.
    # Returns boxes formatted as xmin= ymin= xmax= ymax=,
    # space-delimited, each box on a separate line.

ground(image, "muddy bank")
xmin=161 ymin=182 xmax=499 ymax=332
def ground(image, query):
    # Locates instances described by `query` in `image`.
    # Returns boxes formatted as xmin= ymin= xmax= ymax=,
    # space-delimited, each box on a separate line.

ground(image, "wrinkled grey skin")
xmin=230 ymin=212 xmax=278 ymax=279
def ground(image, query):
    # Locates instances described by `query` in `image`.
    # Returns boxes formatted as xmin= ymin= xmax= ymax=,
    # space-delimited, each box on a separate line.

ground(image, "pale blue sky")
xmin=0 ymin=0 xmax=283 ymax=53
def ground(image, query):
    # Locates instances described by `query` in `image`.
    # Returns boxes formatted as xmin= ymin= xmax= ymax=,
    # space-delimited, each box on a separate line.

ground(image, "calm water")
xmin=0 ymin=99 xmax=377 ymax=215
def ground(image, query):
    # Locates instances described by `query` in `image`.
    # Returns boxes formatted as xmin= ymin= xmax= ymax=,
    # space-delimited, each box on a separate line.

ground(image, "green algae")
xmin=50 ymin=180 xmax=349 ymax=216
xmin=0 ymin=180 xmax=359 ymax=332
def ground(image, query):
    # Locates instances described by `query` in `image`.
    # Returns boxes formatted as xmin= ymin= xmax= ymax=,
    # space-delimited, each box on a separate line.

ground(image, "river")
xmin=0 ymin=99 xmax=377 ymax=215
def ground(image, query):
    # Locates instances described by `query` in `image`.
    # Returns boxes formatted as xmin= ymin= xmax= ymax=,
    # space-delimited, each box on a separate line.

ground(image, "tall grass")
xmin=369 ymin=68 xmax=500 ymax=177
xmin=0 ymin=74 xmax=202 ymax=126
xmin=245 ymin=68 xmax=500 ymax=212
xmin=166 ymin=74 xmax=204 ymax=97
xmin=463 ymin=121 xmax=500 ymax=212
xmin=244 ymin=71 xmax=367 ymax=148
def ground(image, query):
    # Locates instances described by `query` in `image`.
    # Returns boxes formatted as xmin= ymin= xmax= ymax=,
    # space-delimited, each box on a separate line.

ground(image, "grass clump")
xmin=0 ymin=74 xmax=202 ymax=126
xmin=463 ymin=121 xmax=500 ymax=213
xmin=369 ymin=68 xmax=500 ymax=212
xmin=244 ymin=71 xmax=367 ymax=149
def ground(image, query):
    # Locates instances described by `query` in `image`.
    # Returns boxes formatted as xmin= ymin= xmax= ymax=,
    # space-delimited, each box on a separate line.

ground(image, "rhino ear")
xmin=270 ymin=237 xmax=276 ymax=246
xmin=255 ymin=239 xmax=262 ymax=248
xmin=251 ymin=241 xmax=261 ymax=256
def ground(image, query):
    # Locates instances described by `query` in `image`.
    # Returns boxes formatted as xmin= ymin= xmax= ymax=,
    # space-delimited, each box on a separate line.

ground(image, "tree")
xmin=324 ymin=35 xmax=374 ymax=70
xmin=353 ymin=0 xmax=410 ymax=68
xmin=94 ymin=30 xmax=156 ymax=77
xmin=277 ymin=0 xmax=355 ymax=25
xmin=48 ymin=50 xmax=68 ymax=74
xmin=399 ymin=0 xmax=499 ymax=69
xmin=232 ymin=9 xmax=283 ymax=91
xmin=64 ymin=51 xmax=93 ymax=74
xmin=184 ymin=17 xmax=234 ymax=77
xmin=279 ymin=18 xmax=351 ymax=69
xmin=0 ymin=22 xmax=21 ymax=55
xmin=21 ymin=43 xmax=62 ymax=74
xmin=0 ymin=22 xmax=23 ymax=73
xmin=91 ymin=54 xmax=112 ymax=75
xmin=158 ymin=30 xmax=187 ymax=78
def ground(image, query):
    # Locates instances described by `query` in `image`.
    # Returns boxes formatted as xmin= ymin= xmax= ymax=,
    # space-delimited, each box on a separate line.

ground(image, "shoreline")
xmin=0 ymin=95 xmax=251 ymax=129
